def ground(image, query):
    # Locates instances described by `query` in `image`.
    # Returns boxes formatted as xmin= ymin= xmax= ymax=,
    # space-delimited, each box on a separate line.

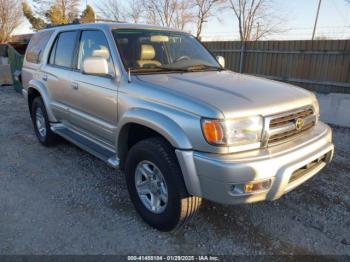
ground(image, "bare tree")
xmin=56 ymin=0 xmax=80 ymax=21
xmin=0 ymin=0 xmax=22 ymax=43
xmin=143 ymin=0 xmax=177 ymax=27
xmin=94 ymin=0 xmax=125 ymax=22
xmin=226 ymin=0 xmax=283 ymax=41
xmin=194 ymin=0 xmax=222 ymax=38
xmin=33 ymin=0 xmax=80 ymax=22
xmin=23 ymin=0 xmax=80 ymax=30
xmin=23 ymin=1 xmax=46 ymax=31
xmin=126 ymin=0 xmax=144 ymax=23
xmin=172 ymin=0 xmax=195 ymax=30
xmin=143 ymin=0 xmax=194 ymax=29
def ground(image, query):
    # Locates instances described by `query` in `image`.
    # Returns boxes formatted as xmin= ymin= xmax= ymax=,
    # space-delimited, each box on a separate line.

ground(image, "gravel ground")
xmin=0 ymin=85 xmax=349 ymax=255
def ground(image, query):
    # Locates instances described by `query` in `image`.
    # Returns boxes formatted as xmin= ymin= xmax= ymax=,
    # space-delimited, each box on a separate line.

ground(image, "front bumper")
xmin=176 ymin=122 xmax=334 ymax=205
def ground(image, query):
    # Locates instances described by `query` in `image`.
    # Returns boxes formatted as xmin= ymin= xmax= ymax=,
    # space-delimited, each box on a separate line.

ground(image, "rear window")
xmin=49 ymin=31 xmax=78 ymax=68
xmin=25 ymin=30 xmax=53 ymax=64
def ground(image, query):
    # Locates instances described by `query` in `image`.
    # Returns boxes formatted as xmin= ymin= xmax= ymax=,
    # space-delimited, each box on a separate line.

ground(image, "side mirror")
xmin=216 ymin=56 xmax=225 ymax=68
xmin=82 ymin=57 xmax=110 ymax=76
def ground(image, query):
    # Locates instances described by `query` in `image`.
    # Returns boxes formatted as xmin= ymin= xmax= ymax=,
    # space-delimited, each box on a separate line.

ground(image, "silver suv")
xmin=22 ymin=23 xmax=334 ymax=231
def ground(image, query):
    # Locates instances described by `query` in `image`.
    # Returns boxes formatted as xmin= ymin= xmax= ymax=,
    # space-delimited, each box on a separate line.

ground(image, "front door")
xmin=68 ymin=30 xmax=118 ymax=145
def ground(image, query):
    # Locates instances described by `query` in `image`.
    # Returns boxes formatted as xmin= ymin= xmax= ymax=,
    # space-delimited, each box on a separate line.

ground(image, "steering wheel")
xmin=174 ymin=56 xmax=190 ymax=63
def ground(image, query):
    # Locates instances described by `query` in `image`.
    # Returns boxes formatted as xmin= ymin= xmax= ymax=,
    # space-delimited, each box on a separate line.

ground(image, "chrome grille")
xmin=263 ymin=107 xmax=317 ymax=146
xmin=269 ymin=108 xmax=314 ymax=128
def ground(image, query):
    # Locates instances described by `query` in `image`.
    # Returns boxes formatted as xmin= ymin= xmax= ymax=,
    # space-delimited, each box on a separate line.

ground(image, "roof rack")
xmin=95 ymin=18 xmax=127 ymax=23
xmin=45 ymin=19 xmax=80 ymax=29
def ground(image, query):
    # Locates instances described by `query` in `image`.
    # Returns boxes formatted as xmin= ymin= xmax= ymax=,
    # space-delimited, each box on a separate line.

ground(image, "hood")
xmin=136 ymin=71 xmax=317 ymax=118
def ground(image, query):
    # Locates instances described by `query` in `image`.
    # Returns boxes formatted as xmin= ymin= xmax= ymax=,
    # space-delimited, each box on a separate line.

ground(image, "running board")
xmin=51 ymin=124 xmax=119 ymax=169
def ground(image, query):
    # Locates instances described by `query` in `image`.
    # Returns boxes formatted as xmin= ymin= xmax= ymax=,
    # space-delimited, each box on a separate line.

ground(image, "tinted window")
xmin=25 ymin=30 xmax=53 ymax=64
xmin=78 ymin=30 xmax=114 ymax=75
xmin=50 ymin=31 xmax=78 ymax=68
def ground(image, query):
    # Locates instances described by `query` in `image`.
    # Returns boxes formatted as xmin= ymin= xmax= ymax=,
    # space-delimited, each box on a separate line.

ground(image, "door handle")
xmin=71 ymin=82 xmax=79 ymax=90
xmin=42 ymin=74 xmax=48 ymax=81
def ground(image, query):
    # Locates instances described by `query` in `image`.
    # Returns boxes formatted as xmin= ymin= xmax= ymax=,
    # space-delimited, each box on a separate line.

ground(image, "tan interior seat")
xmin=137 ymin=44 xmax=161 ymax=68
xmin=92 ymin=46 xmax=110 ymax=60
xmin=91 ymin=46 xmax=113 ymax=74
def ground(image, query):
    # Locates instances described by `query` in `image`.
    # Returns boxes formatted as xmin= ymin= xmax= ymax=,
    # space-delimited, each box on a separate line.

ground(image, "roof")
xmin=41 ymin=22 xmax=186 ymax=34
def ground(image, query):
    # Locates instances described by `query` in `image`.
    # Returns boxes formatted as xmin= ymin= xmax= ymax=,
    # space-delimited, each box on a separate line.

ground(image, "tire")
xmin=31 ymin=97 xmax=58 ymax=146
xmin=125 ymin=137 xmax=201 ymax=231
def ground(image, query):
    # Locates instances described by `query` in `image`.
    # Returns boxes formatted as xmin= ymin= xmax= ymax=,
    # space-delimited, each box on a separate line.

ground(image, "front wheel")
xmin=125 ymin=137 xmax=201 ymax=231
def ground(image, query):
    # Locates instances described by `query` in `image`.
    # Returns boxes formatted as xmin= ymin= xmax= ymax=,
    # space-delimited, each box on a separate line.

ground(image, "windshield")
xmin=112 ymin=29 xmax=221 ymax=74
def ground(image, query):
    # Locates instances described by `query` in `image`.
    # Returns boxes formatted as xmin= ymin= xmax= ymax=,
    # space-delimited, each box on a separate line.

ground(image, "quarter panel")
xmin=27 ymin=79 xmax=58 ymax=122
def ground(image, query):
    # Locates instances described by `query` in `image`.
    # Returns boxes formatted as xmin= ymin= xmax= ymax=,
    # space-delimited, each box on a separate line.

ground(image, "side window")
xmin=78 ymin=30 xmax=114 ymax=75
xmin=25 ymin=30 xmax=53 ymax=64
xmin=49 ymin=31 xmax=78 ymax=68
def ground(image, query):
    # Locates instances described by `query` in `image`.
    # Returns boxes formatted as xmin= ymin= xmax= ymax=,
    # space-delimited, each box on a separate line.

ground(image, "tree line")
xmin=22 ymin=0 xmax=95 ymax=30
xmin=20 ymin=0 xmax=284 ymax=41
xmin=21 ymin=0 xmax=225 ymax=39
xmin=6 ymin=0 xmax=347 ymax=44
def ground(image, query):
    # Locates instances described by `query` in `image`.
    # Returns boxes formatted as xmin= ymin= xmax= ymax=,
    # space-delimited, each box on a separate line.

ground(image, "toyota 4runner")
xmin=22 ymin=23 xmax=334 ymax=231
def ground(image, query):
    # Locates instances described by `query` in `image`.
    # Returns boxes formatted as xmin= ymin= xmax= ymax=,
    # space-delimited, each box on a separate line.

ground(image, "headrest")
xmin=92 ymin=46 xmax=110 ymax=59
xmin=140 ymin=44 xmax=156 ymax=60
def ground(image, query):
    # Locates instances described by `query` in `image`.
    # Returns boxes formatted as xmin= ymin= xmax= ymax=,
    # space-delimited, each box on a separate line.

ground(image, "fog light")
xmin=230 ymin=179 xmax=272 ymax=196
xmin=243 ymin=180 xmax=271 ymax=193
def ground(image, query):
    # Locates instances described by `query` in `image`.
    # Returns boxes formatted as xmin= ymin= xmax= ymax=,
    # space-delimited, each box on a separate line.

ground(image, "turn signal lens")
xmin=244 ymin=183 xmax=254 ymax=193
xmin=244 ymin=180 xmax=271 ymax=193
xmin=201 ymin=116 xmax=263 ymax=147
xmin=201 ymin=120 xmax=225 ymax=145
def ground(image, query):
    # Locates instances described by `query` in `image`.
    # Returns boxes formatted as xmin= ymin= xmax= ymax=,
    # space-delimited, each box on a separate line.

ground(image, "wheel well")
xmin=118 ymin=123 xmax=172 ymax=170
xmin=28 ymin=88 xmax=41 ymax=116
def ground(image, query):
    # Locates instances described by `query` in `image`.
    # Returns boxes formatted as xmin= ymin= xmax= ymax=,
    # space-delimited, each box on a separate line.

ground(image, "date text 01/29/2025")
xmin=127 ymin=255 xmax=220 ymax=261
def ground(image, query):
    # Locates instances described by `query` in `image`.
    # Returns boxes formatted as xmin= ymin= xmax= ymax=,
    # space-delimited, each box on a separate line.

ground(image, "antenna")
xmin=128 ymin=68 xmax=132 ymax=83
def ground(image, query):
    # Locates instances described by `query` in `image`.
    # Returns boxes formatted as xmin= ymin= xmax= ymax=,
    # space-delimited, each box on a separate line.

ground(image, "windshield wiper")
xmin=185 ymin=64 xmax=222 ymax=72
xmin=130 ymin=64 xmax=222 ymax=74
xmin=130 ymin=66 xmax=188 ymax=74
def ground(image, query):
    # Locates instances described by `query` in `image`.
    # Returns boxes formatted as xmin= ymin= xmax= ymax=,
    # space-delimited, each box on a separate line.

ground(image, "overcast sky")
xmin=15 ymin=0 xmax=350 ymax=40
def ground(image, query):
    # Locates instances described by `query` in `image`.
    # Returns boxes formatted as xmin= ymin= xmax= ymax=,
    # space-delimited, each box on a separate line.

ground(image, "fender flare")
xmin=27 ymin=79 xmax=57 ymax=122
xmin=116 ymin=108 xmax=196 ymax=194
xmin=117 ymin=108 xmax=193 ymax=151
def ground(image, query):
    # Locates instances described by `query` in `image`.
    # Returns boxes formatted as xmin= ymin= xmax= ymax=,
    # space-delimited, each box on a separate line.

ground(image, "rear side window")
xmin=49 ymin=31 xmax=78 ymax=68
xmin=25 ymin=30 xmax=53 ymax=64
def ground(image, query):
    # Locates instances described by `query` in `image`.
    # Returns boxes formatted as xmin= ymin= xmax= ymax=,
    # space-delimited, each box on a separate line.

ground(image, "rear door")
xmin=42 ymin=30 xmax=80 ymax=123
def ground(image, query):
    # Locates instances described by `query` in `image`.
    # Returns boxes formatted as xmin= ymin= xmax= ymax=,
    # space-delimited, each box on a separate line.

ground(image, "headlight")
xmin=201 ymin=116 xmax=263 ymax=147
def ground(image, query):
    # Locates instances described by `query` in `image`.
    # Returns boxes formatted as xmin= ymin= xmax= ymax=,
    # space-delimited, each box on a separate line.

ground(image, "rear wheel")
xmin=125 ymin=137 xmax=201 ymax=231
xmin=31 ymin=97 xmax=58 ymax=146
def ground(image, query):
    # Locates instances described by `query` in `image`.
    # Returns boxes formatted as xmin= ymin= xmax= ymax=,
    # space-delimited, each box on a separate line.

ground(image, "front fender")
xmin=28 ymin=79 xmax=57 ymax=122
xmin=117 ymin=108 xmax=192 ymax=150
xmin=117 ymin=108 xmax=203 ymax=196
